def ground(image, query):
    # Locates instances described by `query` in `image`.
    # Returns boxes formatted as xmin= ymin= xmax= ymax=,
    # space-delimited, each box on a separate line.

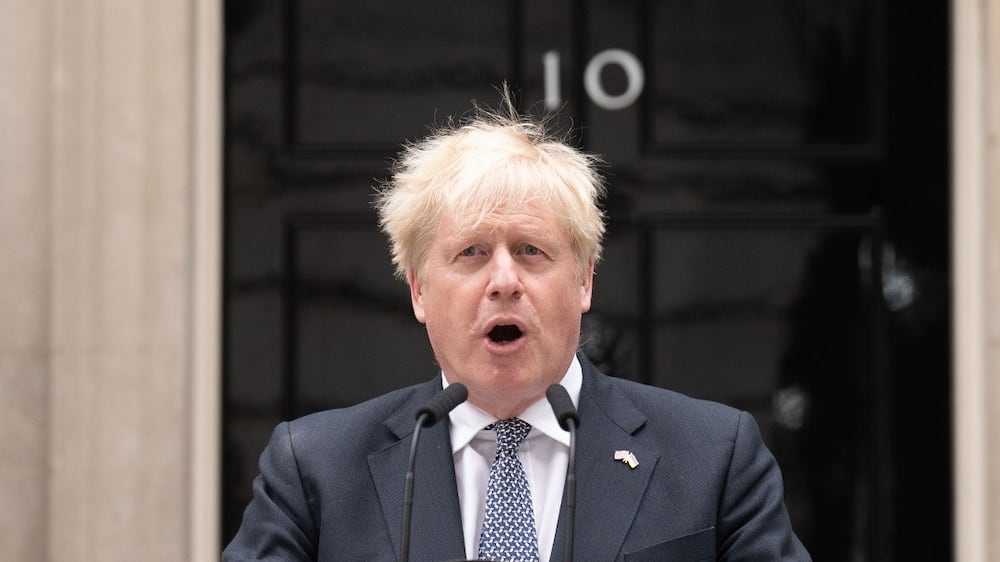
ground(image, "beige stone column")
xmin=0 ymin=1 xmax=54 ymax=559
xmin=953 ymin=0 xmax=1000 ymax=561
xmin=0 ymin=0 xmax=220 ymax=560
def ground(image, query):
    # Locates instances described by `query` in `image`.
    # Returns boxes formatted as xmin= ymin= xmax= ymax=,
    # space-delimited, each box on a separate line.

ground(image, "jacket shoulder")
xmin=282 ymin=378 xmax=437 ymax=456
xmin=582 ymin=364 xmax=746 ymax=440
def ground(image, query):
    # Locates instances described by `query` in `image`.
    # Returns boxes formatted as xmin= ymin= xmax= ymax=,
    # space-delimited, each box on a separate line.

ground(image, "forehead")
xmin=438 ymin=200 xmax=565 ymax=239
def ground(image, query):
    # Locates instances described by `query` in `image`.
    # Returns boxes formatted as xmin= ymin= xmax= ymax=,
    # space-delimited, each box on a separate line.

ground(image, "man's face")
xmin=407 ymin=201 xmax=594 ymax=419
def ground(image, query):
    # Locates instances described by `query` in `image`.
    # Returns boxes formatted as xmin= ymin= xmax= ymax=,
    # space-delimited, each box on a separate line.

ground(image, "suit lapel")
xmin=549 ymin=362 xmax=659 ymax=562
xmin=369 ymin=380 xmax=467 ymax=562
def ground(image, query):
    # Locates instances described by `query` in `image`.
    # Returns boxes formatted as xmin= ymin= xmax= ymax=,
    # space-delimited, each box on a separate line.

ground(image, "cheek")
xmin=422 ymin=287 xmax=468 ymax=326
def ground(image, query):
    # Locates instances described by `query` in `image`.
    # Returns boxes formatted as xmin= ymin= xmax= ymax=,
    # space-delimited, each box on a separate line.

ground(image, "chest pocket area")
xmin=623 ymin=526 xmax=715 ymax=562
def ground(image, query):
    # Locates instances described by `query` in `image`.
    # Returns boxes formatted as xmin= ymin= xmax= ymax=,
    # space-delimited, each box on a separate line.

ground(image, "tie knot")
xmin=488 ymin=418 xmax=531 ymax=452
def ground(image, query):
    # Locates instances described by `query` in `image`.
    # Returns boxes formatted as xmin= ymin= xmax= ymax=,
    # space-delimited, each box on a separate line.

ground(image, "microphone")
xmin=400 ymin=383 xmax=468 ymax=562
xmin=546 ymin=384 xmax=579 ymax=562
xmin=414 ymin=382 xmax=468 ymax=427
xmin=546 ymin=383 xmax=580 ymax=432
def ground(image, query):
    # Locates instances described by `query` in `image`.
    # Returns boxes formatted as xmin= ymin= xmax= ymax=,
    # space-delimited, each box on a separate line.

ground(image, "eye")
xmin=459 ymin=246 xmax=479 ymax=257
xmin=523 ymin=245 xmax=542 ymax=256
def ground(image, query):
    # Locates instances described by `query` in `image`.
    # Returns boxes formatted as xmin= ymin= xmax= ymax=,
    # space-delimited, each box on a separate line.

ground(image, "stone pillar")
xmin=0 ymin=1 xmax=53 ymax=559
xmin=990 ymin=4 xmax=1000 ymax=556
xmin=0 ymin=0 xmax=220 ymax=560
xmin=953 ymin=0 xmax=1000 ymax=561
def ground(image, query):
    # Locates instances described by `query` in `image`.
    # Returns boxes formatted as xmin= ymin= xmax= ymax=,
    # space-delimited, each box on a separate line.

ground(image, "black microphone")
xmin=414 ymin=382 xmax=468 ymax=428
xmin=400 ymin=383 xmax=468 ymax=562
xmin=546 ymin=384 xmax=579 ymax=562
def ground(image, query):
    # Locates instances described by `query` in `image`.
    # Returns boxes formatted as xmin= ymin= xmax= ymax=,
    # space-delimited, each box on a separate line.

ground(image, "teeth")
xmin=489 ymin=325 xmax=522 ymax=343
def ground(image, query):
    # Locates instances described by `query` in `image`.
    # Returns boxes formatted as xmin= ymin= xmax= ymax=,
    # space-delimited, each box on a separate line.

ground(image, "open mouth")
xmin=488 ymin=324 xmax=523 ymax=344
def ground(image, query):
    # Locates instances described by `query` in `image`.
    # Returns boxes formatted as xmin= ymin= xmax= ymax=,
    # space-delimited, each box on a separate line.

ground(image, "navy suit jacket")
xmin=223 ymin=357 xmax=810 ymax=561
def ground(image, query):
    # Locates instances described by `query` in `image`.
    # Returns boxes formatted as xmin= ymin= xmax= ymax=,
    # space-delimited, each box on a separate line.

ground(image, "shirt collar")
xmin=444 ymin=356 xmax=583 ymax=453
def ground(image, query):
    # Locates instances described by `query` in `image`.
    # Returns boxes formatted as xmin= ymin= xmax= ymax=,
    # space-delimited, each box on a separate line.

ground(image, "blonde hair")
xmin=375 ymin=96 xmax=606 ymax=282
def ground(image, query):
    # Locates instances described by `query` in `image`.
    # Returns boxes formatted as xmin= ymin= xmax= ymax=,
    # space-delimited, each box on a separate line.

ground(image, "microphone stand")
xmin=563 ymin=413 xmax=577 ymax=562
xmin=400 ymin=383 xmax=467 ymax=562
xmin=546 ymin=384 xmax=580 ymax=562
xmin=400 ymin=413 xmax=428 ymax=562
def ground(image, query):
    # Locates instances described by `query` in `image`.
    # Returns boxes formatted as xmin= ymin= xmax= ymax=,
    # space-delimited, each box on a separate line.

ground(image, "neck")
xmin=469 ymin=392 xmax=541 ymax=420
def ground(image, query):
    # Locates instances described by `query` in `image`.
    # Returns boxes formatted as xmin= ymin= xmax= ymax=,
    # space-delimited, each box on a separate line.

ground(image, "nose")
xmin=486 ymin=250 xmax=523 ymax=300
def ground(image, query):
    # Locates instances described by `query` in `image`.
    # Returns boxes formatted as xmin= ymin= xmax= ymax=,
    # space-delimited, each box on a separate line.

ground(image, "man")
xmin=223 ymin=99 xmax=810 ymax=561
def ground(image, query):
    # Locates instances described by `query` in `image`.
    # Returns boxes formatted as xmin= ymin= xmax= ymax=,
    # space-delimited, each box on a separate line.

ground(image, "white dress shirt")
xmin=443 ymin=357 xmax=582 ymax=562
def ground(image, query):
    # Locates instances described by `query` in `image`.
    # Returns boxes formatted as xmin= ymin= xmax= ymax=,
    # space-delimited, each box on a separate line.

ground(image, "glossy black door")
xmin=223 ymin=1 xmax=950 ymax=559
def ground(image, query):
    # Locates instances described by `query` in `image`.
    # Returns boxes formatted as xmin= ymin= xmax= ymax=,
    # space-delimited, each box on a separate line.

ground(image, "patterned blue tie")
xmin=477 ymin=418 xmax=539 ymax=562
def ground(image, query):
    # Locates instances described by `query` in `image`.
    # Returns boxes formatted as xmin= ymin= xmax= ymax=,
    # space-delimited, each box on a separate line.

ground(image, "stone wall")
xmin=0 ymin=0 xmax=219 ymax=560
xmin=953 ymin=0 xmax=1000 ymax=560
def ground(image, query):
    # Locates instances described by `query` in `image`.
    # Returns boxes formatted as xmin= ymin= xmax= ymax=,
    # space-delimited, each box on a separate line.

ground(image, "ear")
xmin=579 ymin=260 xmax=595 ymax=313
xmin=407 ymin=268 xmax=427 ymax=324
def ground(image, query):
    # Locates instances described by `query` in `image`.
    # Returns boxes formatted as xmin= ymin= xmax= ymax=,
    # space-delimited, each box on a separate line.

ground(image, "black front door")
xmin=223 ymin=2 xmax=951 ymax=559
